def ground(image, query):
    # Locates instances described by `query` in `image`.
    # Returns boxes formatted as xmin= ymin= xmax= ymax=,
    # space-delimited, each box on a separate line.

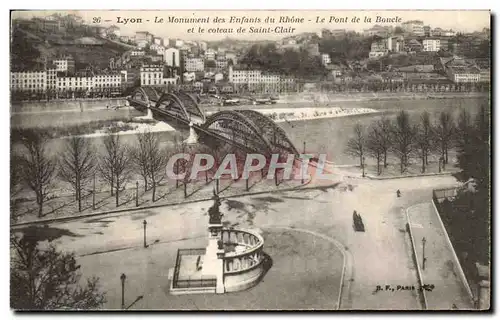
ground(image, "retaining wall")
xmin=11 ymin=98 xmax=129 ymax=113
xmin=10 ymin=99 xmax=143 ymax=129
xmin=431 ymin=198 xmax=476 ymax=305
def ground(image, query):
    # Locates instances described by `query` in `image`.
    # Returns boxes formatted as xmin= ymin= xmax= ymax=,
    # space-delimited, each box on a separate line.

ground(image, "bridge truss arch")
xmin=130 ymin=86 xmax=160 ymax=106
xmin=201 ymin=110 xmax=299 ymax=156
xmin=237 ymin=110 xmax=299 ymax=156
xmin=155 ymin=90 xmax=206 ymax=123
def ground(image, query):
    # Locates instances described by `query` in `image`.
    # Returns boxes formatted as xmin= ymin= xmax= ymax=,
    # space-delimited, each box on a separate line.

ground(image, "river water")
xmin=14 ymin=96 xmax=489 ymax=166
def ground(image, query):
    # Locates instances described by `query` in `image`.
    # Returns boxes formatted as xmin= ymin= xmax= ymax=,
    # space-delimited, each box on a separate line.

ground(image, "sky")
xmin=11 ymin=10 xmax=491 ymax=41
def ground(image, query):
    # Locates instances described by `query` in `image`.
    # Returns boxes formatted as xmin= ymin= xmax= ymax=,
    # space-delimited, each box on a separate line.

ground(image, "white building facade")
xmin=184 ymin=58 xmax=205 ymax=72
xmin=423 ymin=39 xmax=441 ymax=52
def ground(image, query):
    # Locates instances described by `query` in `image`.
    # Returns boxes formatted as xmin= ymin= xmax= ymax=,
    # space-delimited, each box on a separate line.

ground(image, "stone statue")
xmin=208 ymin=190 xmax=223 ymax=224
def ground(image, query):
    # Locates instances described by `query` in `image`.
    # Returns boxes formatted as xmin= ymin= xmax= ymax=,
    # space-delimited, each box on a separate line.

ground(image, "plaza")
xmin=12 ymin=171 xmax=470 ymax=310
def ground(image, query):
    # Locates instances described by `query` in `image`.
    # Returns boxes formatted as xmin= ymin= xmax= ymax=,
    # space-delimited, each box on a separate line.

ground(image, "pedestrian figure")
xmin=397 ymin=189 xmax=401 ymax=198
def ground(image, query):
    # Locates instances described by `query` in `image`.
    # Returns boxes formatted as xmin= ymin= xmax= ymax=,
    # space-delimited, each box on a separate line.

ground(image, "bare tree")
xmin=434 ymin=111 xmax=455 ymax=164
xmin=10 ymin=153 xmax=24 ymax=222
xmin=374 ymin=116 xmax=392 ymax=168
xmin=145 ymin=132 xmax=168 ymax=202
xmin=366 ymin=125 xmax=385 ymax=175
xmin=207 ymin=144 xmax=230 ymax=194
xmin=344 ymin=123 xmax=366 ymax=168
xmin=98 ymin=135 xmax=130 ymax=207
xmin=130 ymin=131 xmax=151 ymax=192
xmin=172 ymin=136 xmax=187 ymax=189
xmin=19 ymin=130 xmax=56 ymax=217
xmin=391 ymin=111 xmax=418 ymax=174
xmin=59 ymin=136 xmax=96 ymax=212
xmin=10 ymin=153 xmax=23 ymax=198
xmin=416 ymin=111 xmax=432 ymax=173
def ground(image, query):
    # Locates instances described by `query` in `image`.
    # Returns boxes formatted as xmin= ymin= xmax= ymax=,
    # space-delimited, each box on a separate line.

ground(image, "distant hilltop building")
xmin=422 ymin=38 xmax=441 ymax=52
xmin=135 ymin=31 xmax=153 ymax=44
xmin=321 ymin=28 xmax=346 ymax=38
xmin=401 ymin=20 xmax=425 ymax=36
xmin=369 ymin=36 xmax=404 ymax=58
xmin=430 ymin=28 xmax=456 ymax=37
xmin=363 ymin=25 xmax=392 ymax=37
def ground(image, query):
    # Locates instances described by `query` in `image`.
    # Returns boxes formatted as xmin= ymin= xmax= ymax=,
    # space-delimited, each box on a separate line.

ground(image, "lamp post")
xmin=120 ymin=273 xmax=126 ymax=309
xmin=135 ymin=181 xmax=139 ymax=207
xmin=422 ymin=237 xmax=427 ymax=270
xmin=143 ymin=220 xmax=147 ymax=248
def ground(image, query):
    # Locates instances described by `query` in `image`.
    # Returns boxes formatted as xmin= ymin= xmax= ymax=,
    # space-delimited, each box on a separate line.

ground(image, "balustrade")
xmin=221 ymin=228 xmax=264 ymax=274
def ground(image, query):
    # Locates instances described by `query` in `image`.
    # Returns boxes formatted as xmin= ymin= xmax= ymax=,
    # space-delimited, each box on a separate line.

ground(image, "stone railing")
xmin=221 ymin=228 xmax=265 ymax=292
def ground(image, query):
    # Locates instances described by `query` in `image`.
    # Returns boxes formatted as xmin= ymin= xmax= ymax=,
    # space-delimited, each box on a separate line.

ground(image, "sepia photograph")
xmin=8 ymin=9 xmax=491 ymax=311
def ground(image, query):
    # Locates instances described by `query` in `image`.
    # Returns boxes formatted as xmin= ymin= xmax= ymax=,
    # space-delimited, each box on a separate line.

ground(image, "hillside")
xmin=11 ymin=23 xmax=129 ymax=71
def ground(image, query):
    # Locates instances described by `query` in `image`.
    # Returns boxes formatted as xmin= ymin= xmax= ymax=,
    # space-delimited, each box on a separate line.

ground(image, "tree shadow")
xmin=186 ymin=181 xmax=207 ymax=198
xmin=246 ymin=176 xmax=264 ymax=192
xmin=154 ymin=192 xmax=168 ymax=202
xmin=219 ymin=179 xmax=236 ymax=194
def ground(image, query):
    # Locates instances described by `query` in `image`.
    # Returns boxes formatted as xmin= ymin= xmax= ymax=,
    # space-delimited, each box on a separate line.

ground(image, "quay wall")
xmin=10 ymin=98 xmax=144 ymax=129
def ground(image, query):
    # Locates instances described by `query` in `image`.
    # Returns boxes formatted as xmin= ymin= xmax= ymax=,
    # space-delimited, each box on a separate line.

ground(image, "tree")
xmin=391 ymin=111 xmax=418 ymax=174
xmin=58 ymin=136 xmax=96 ymax=212
xmin=454 ymin=108 xmax=473 ymax=176
xmin=19 ymin=130 xmax=56 ymax=217
xmin=130 ymin=132 xmax=151 ymax=192
xmin=11 ymin=152 xmax=23 ymax=199
xmin=98 ymin=135 xmax=130 ymax=207
xmin=145 ymin=131 xmax=168 ymax=202
xmin=456 ymin=105 xmax=490 ymax=191
xmin=434 ymin=111 xmax=455 ymax=165
xmin=366 ymin=125 xmax=384 ymax=175
xmin=10 ymin=234 xmax=106 ymax=310
xmin=10 ymin=153 xmax=24 ymax=221
xmin=416 ymin=111 xmax=433 ymax=173
xmin=344 ymin=123 xmax=366 ymax=168
xmin=374 ymin=116 xmax=392 ymax=168
xmin=172 ymin=137 xmax=188 ymax=189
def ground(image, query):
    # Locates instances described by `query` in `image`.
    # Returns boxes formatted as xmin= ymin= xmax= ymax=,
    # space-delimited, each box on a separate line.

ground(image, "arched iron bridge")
xmin=127 ymin=86 xmax=299 ymax=156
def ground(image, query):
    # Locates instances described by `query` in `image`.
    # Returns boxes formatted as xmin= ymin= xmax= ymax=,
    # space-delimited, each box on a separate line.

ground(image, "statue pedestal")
xmin=202 ymin=223 xmax=225 ymax=293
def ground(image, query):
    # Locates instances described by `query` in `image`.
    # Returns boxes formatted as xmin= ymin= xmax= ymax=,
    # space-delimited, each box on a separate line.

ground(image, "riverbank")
xmin=275 ymin=91 xmax=488 ymax=104
xmin=76 ymin=106 xmax=380 ymax=137
xmin=11 ymin=97 xmax=129 ymax=113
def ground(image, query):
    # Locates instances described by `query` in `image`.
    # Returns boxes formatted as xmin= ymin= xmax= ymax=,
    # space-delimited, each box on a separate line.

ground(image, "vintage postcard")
xmin=9 ymin=9 xmax=491 ymax=311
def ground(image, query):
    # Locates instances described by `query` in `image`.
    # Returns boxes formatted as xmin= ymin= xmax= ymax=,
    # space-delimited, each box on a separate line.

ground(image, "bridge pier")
xmin=146 ymin=108 xmax=153 ymax=119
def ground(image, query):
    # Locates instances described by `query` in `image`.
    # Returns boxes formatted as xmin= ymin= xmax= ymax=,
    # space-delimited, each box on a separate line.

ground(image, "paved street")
xmin=13 ymin=173 xmax=463 ymax=310
xmin=407 ymin=203 xmax=474 ymax=310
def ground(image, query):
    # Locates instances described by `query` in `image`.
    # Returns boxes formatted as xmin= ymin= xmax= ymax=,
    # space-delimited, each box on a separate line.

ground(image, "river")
xmin=12 ymin=96 xmax=489 ymax=166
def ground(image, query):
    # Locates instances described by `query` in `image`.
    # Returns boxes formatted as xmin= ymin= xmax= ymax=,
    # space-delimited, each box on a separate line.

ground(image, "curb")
xmin=405 ymin=205 xmax=429 ymax=310
xmin=263 ymin=226 xmax=349 ymax=310
xmin=11 ymin=182 xmax=338 ymax=229
xmin=366 ymin=171 xmax=455 ymax=180
xmin=431 ymin=199 xmax=475 ymax=305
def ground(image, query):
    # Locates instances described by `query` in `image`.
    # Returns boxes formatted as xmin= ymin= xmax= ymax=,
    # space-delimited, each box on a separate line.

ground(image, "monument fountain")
xmin=169 ymin=193 xmax=266 ymax=295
